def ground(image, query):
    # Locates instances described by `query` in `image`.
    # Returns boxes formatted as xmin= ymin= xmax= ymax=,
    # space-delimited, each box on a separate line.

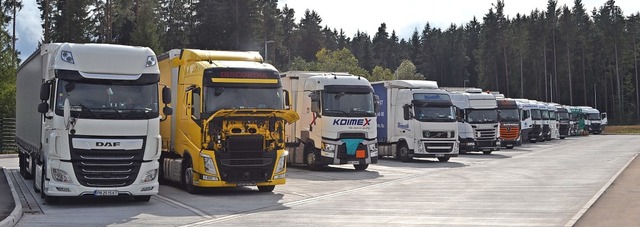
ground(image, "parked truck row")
xmin=15 ymin=43 xmax=608 ymax=203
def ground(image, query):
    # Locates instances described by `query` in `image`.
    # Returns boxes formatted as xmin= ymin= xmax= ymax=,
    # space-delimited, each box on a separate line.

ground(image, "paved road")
xmin=2 ymin=135 xmax=638 ymax=226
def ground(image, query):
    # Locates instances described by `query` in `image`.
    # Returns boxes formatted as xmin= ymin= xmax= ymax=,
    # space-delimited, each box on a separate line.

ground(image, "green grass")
xmin=605 ymin=125 xmax=640 ymax=134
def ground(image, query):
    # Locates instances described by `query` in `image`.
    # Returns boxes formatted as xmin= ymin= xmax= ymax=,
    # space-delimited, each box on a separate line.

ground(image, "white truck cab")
xmin=372 ymin=80 xmax=458 ymax=162
xmin=448 ymin=89 xmax=500 ymax=154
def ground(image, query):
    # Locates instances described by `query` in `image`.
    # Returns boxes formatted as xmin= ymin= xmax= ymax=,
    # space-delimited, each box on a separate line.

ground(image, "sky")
xmin=9 ymin=0 xmax=640 ymax=63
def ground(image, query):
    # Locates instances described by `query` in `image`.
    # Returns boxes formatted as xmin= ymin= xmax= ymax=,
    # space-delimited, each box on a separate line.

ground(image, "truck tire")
xmin=19 ymin=152 xmax=32 ymax=179
xmin=182 ymin=159 xmax=200 ymax=194
xmin=397 ymin=143 xmax=412 ymax=162
xmin=482 ymin=150 xmax=493 ymax=155
xmin=437 ymin=157 xmax=450 ymax=162
xmin=134 ymin=196 xmax=151 ymax=202
xmin=354 ymin=164 xmax=369 ymax=170
xmin=258 ymin=185 xmax=275 ymax=192
xmin=305 ymin=147 xmax=323 ymax=171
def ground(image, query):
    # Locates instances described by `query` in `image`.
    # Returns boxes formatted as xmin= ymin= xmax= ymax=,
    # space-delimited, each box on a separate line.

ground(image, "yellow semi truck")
xmin=158 ymin=49 xmax=299 ymax=193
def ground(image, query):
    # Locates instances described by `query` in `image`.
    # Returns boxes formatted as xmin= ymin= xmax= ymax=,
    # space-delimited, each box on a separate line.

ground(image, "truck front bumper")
xmin=45 ymin=160 xmax=159 ymax=197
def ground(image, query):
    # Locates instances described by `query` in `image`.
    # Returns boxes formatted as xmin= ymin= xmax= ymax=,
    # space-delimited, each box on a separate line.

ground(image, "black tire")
xmin=182 ymin=158 xmax=199 ymax=194
xmin=258 ymin=185 xmax=275 ymax=192
xmin=397 ymin=143 xmax=412 ymax=162
xmin=134 ymin=196 xmax=151 ymax=202
xmin=437 ymin=157 xmax=450 ymax=162
xmin=482 ymin=150 xmax=493 ymax=155
xmin=158 ymin=157 xmax=168 ymax=185
xmin=560 ymin=137 xmax=566 ymax=139
xmin=305 ymin=147 xmax=323 ymax=171
xmin=506 ymin=146 xmax=514 ymax=149
xmin=354 ymin=164 xmax=369 ymax=170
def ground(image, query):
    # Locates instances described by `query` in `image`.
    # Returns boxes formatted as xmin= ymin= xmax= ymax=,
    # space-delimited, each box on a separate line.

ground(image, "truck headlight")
xmin=275 ymin=155 xmax=287 ymax=173
xmin=52 ymin=168 xmax=72 ymax=183
xmin=61 ymin=50 xmax=74 ymax=64
xmin=145 ymin=55 xmax=157 ymax=67
xmin=201 ymin=154 xmax=217 ymax=175
xmin=323 ymin=143 xmax=336 ymax=152
xmin=141 ymin=169 xmax=158 ymax=183
xmin=367 ymin=143 xmax=378 ymax=156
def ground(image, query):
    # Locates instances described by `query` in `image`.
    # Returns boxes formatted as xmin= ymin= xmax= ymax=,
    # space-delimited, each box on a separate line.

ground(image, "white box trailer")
xmin=16 ymin=43 xmax=170 ymax=203
xmin=372 ymin=80 xmax=458 ymax=162
xmin=282 ymin=71 xmax=378 ymax=170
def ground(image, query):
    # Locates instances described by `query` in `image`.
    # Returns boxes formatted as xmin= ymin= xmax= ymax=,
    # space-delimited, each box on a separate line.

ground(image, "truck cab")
xmin=372 ymin=80 xmax=458 ymax=162
xmin=17 ymin=43 xmax=167 ymax=203
xmin=449 ymin=89 xmax=500 ymax=154
xmin=580 ymin=106 xmax=604 ymax=134
xmin=496 ymin=98 xmax=520 ymax=149
xmin=283 ymin=72 xmax=377 ymax=170
xmin=555 ymin=105 xmax=570 ymax=139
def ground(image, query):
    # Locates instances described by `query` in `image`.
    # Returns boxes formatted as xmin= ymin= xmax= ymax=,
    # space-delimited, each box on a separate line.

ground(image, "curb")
xmin=564 ymin=153 xmax=638 ymax=226
xmin=0 ymin=168 xmax=22 ymax=227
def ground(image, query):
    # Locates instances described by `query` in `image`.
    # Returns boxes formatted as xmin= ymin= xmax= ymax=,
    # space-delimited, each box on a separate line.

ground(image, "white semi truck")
xmin=448 ymin=89 xmax=500 ymax=154
xmin=578 ymin=106 xmax=607 ymax=134
xmin=282 ymin=72 xmax=378 ymax=170
xmin=372 ymin=80 xmax=458 ymax=162
xmin=16 ymin=43 xmax=171 ymax=203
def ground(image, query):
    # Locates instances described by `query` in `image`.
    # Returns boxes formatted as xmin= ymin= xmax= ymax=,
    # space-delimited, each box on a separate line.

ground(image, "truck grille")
xmin=500 ymin=125 xmax=520 ymax=139
xmin=531 ymin=124 xmax=541 ymax=135
xmin=423 ymin=142 xmax=453 ymax=153
xmin=423 ymin=131 xmax=452 ymax=139
xmin=69 ymin=137 xmax=145 ymax=187
xmin=542 ymin=125 xmax=551 ymax=135
xmin=592 ymin=123 xmax=601 ymax=130
xmin=473 ymin=128 xmax=497 ymax=140
xmin=559 ymin=124 xmax=569 ymax=135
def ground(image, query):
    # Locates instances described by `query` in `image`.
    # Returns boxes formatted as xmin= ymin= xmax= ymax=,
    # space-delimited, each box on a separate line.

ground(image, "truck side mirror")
xmin=163 ymin=106 xmax=173 ymax=116
xmin=309 ymin=93 xmax=320 ymax=113
xmin=162 ymin=86 xmax=171 ymax=104
xmin=40 ymin=83 xmax=50 ymax=101
xmin=403 ymin=104 xmax=412 ymax=120
xmin=38 ymin=102 xmax=49 ymax=114
xmin=374 ymin=95 xmax=380 ymax=113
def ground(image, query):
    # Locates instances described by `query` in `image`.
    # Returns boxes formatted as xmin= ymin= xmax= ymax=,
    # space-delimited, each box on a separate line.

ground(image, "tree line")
xmin=0 ymin=0 xmax=639 ymax=124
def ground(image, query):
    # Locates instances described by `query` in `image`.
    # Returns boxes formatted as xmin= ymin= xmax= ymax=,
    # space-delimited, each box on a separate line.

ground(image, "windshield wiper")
xmin=325 ymin=109 xmax=350 ymax=117
xmin=72 ymin=104 xmax=97 ymax=118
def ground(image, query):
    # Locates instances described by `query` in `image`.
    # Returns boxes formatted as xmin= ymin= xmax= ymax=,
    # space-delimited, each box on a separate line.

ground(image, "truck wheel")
xmin=19 ymin=152 xmax=31 ymax=179
xmin=437 ymin=157 xmax=450 ymax=162
xmin=506 ymin=146 xmax=514 ymax=149
xmin=354 ymin=164 xmax=369 ymax=170
xmin=182 ymin=159 xmax=200 ymax=194
xmin=482 ymin=150 xmax=493 ymax=155
xmin=305 ymin=148 xmax=323 ymax=171
xmin=158 ymin=157 xmax=168 ymax=185
xmin=134 ymin=196 xmax=151 ymax=202
xmin=397 ymin=143 xmax=412 ymax=162
xmin=258 ymin=186 xmax=275 ymax=192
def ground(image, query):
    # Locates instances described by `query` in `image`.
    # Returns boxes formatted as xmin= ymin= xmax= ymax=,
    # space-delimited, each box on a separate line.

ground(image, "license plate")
xmin=94 ymin=190 xmax=118 ymax=196
xmin=348 ymin=161 xmax=360 ymax=164
xmin=435 ymin=154 xmax=444 ymax=157
xmin=236 ymin=182 xmax=256 ymax=186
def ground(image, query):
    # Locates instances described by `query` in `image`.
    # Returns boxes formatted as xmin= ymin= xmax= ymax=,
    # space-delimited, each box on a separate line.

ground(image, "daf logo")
xmin=507 ymin=127 xmax=511 ymax=132
xmin=96 ymin=142 xmax=120 ymax=147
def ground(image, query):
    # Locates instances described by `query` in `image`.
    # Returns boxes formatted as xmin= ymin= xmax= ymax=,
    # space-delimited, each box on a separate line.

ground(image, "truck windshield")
xmin=55 ymin=80 xmax=159 ymax=119
xmin=531 ymin=109 xmax=541 ymax=120
xmin=414 ymin=106 xmax=455 ymax=122
xmin=466 ymin=109 xmax=498 ymax=123
xmin=322 ymin=92 xmax=375 ymax=117
xmin=498 ymin=109 xmax=519 ymax=122
xmin=549 ymin=111 xmax=556 ymax=120
xmin=541 ymin=110 xmax=550 ymax=120
xmin=558 ymin=112 xmax=569 ymax=120
xmin=587 ymin=113 xmax=601 ymax=120
xmin=570 ymin=113 xmax=578 ymax=121
xmin=204 ymin=87 xmax=284 ymax=113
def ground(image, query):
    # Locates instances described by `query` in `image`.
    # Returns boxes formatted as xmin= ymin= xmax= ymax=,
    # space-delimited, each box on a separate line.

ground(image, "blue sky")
xmin=9 ymin=0 xmax=640 ymax=63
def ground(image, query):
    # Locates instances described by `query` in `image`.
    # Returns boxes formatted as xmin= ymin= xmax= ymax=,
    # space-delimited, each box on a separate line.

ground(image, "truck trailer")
xmin=16 ymin=43 xmax=168 ymax=203
xmin=158 ymin=49 xmax=299 ymax=193
xmin=372 ymin=80 xmax=458 ymax=162
xmin=282 ymin=72 xmax=378 ymax=170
